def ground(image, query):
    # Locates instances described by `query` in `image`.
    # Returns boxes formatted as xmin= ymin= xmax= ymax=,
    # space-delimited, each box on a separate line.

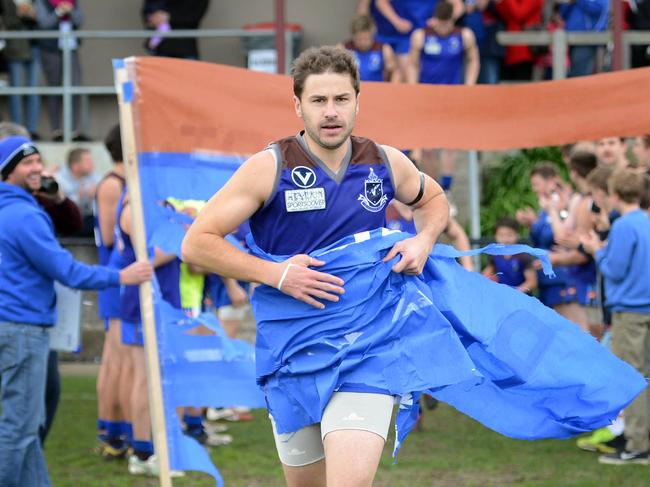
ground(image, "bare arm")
xmin=376 ymin=0 xmax=412 ymax=33
xmin=96 ymin=177 xmax=122 ymax=247
xmin=120 ymin=201 xmax=177 ymax=268
xmin=445 ymin=216 xmax=474 ymax=271
xmin=462 ymin=28 xmax=479 ymax=86
xmin=181 ymin=150 xmax=344 ymax=309
xmin=518 ymin=267 xmax=538 ymax=293
xmin=382 ymin=44 xmax=400 ymax=82
xmin=407 ymin=29 xmax=424 ymax=84
xmin=382 ymin=145 xmax=449 ymax=274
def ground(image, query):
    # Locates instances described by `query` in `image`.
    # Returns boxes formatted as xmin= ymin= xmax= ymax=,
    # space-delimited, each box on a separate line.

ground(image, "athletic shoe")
xmin=127 ymin=455 xmax=186 ymax=477
xmin=206 ymin=407 xmax=253 ymax=422
xmin=94 ymin=437 xmax=128 ymax=460
xmin=204 ymin=422 xmax=229 ymax=434
xmin=576 ymin=427 xmax=617 ymax=453
xmin=204 ymin=433 xmax=233 ymax=447
xmin=598 ymin=449 xmax=649 ymax=465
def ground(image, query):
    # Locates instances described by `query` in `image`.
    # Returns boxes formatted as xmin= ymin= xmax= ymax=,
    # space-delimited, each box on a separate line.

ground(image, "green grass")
xmin=46 ymin=375 xmax=649 ymax=487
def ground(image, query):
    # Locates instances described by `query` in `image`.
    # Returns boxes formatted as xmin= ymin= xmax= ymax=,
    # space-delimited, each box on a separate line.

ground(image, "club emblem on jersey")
xmin=291 ymin=166 xmax=317 ymax=188
xmin=358 ymin=167 xmax=388 ymax=213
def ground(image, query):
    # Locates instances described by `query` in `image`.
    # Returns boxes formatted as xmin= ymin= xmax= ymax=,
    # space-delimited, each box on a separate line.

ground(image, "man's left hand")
xmin=383 ymin=235 xmax=433 ymax=275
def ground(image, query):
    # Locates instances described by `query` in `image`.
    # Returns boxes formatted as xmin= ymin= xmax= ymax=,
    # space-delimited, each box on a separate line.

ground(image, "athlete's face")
xmin=352 ymin=30 xmax=374 ymax=51
xmin=294 ymin=72 xmax=358 ymax=151
xmin=433 ymin=19 xmax=454 ymax=37
xmin=5 ymin=153 xmax=43 ymax=192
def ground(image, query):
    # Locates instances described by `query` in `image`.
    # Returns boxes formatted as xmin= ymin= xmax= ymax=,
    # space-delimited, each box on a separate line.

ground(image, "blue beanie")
xmin=0 ymin=136 xmax=39 ymax=180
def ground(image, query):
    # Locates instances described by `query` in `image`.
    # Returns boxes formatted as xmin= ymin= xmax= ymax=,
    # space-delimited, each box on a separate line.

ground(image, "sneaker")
xmin=206 ymin=407 xmax=234 ymax=422
xmin=127 ymin=454 xmax=186 ymax=477
xmin=598 ymin=449 xmax=649 ymax=465
xmin=204 ymin=433 xmax=233 ymax=447
xmin=577 ymin=427 xmax=617 ymax=453
xmin=204 ymin=422 xmax=229 ymax=434
xmin=94 ymin=436 xmax=127 ymax=460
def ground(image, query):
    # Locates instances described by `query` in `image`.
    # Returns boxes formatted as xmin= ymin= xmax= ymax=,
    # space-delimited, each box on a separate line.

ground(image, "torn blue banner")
xmin=247 ymin=228 xmax=646 ymax=456
xmin=154 ymin=287 xmax=265 ymax=486
xmin=138 ymin=152 xmax=245 ymax=257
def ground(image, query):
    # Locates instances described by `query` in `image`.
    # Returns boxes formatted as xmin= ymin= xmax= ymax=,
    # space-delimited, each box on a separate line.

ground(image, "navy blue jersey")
xmin=490 ymin=254 xmax=533 ymax=288
xmin=115 ymin=194 xmax=181 ymax=324
xmin=419 ymin=27 xmax=464 ymax=85
xmin=250 ymin=133 xmax=395 ymax=255
xmin=93 ymin=172 xmax=126 ymax=319
xmin=371 ymin=0 xmax=438 ymax=36
xmin=344 ymin=40 xmax=386 ymax=82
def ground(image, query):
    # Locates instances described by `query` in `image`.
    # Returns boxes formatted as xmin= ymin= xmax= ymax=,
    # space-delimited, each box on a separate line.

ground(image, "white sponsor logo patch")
xmin=291 ymin=165 xmax=317 ymax=188
xmin=285 ymin=188 xmax=326 ymax=212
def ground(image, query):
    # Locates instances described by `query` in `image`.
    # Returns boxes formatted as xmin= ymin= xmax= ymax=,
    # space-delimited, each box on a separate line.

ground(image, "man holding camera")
xmin=0 ymin=135 xmax=153 ymax=487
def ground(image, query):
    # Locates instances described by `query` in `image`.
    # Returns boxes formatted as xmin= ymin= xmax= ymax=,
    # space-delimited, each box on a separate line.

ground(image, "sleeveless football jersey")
xmin=115 ymin=193 xmax=181 ymax=324
xmin=344 ymin=40 xmax=385 ymax=82
xmin=250 ymin=132 xmax=395 ymax=255
xmin=93 ymin=172 xmax=126 ymax=319
xmin=419 ymin=27 xmax=464 ymax=85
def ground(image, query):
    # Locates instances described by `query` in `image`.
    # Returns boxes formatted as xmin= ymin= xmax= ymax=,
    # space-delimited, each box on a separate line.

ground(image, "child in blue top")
xmin=581 ymin=168 xmax=650 ymax=465
xmin=482 ymin=216 xmax=537 ymax=295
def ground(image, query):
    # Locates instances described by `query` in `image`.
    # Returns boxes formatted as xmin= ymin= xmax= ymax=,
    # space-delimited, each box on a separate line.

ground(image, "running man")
xmin=182 ymin=46 xmax=449 ymax=487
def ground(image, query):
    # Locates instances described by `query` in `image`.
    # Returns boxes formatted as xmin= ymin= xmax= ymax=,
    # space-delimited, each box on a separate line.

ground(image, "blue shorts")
xmin=375 ymin=33 xmax=411 ymax=55
xmin=121 ymin=320 xmax=143 ymax=347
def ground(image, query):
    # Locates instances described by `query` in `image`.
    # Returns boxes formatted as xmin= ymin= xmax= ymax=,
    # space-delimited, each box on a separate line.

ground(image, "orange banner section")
xmin=130 ymin=56 xmax=650 ymax=154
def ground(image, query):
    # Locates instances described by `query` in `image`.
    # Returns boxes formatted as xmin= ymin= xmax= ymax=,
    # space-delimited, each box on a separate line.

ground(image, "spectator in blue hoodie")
xmin=0 ymin=135 xmax=153 ymax=487
xmin=558 ymin=0 xmax=609 ymax=77
xmin=581 ymin=168 xmax=650 ymax=465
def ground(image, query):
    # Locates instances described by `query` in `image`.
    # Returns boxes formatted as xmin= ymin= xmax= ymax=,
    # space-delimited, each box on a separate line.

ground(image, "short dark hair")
xmin=350 ymin=14 xmax=375 ymax=35
xmin=586 ymin=165 xmax=613 ymax=193
xmin=609 ymin=169 xmax=644 ymax=204
xmin=292 ymin=46 xmax=360 ymax=100
xmin=569 ymin=151 xmax=597 ymax=179
xmin=495 ymin=216 xmax=519 ymax=233
xmin=67 ymin=147 xmax=89 ymax=168
xmin=530 ymin=163 xmax=558 ymax=180
xmin=104 ymin=124 xmax=123 ymax=163
xmin=435 ymin=1 xmax=454 ymax=21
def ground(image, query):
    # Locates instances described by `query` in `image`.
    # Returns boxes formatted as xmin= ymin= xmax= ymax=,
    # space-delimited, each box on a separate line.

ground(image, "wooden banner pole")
xmin=114 ymin=59 xmax=173 ymax=487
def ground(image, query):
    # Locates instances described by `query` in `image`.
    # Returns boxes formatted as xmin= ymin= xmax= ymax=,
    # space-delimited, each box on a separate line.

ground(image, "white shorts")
xmin=269 ymin=392 xmax=394 ymax=467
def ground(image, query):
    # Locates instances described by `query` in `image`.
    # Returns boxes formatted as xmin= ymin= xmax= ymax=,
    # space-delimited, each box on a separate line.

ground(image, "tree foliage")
xmin=480 ymin=147 xmax=568 ymax=236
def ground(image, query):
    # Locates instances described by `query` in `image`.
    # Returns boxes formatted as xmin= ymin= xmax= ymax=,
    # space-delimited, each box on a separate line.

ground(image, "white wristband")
xmin=277 ymin=263 xmax=295 ymax=291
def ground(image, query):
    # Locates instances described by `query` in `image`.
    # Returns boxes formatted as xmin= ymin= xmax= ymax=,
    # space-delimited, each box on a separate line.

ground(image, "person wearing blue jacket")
xmin=581 ymin=168 xmax=650 ymax=465
xmin=558 ymin=0 xmax=609 ymax=77
xmin=0 ymin=135 xmax=153 ymax=487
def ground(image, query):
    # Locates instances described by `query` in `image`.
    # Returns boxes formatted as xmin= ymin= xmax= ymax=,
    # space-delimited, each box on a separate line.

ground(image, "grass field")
xmin=45 ymin=373 xmax=649 ymax=487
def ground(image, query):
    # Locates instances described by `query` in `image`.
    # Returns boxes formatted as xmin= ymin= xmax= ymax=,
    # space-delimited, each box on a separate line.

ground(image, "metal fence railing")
xmin=497 ymin=30 xmax=650 ymax=80
xmin=0 ymin=28 xmax=294 ymax=142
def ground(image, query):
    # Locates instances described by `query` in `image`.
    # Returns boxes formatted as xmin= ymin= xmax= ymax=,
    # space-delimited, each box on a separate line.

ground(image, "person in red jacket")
xmin=494 ymin=0 xmax=543 ymax=81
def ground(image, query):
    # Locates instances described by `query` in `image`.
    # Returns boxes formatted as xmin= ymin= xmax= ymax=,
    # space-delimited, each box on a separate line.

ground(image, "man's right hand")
xmin=275 ymin=255 xmax=345 ymax=309
xmin=119 ymin=261 xmax=154 ymax=285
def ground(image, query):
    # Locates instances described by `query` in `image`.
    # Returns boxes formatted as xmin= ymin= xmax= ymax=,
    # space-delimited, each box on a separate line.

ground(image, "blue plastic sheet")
xmin=247 ymin=228 xmax=646 ymax=456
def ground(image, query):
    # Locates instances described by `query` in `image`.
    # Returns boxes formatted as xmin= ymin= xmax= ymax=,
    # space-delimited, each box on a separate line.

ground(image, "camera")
xmin=39 ymin=176 xmax=59 ymax=195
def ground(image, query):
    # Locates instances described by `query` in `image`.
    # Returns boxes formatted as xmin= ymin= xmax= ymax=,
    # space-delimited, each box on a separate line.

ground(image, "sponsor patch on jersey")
xmin=285 ymin=188 xmax=326 ymax=212
xmin=291 ymin=166 xmax=317 ymax=188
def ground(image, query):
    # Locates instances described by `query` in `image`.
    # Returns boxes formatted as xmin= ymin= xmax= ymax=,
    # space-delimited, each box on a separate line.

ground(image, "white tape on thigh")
xmin=277 ymin=263 xmax=295 ymax=291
